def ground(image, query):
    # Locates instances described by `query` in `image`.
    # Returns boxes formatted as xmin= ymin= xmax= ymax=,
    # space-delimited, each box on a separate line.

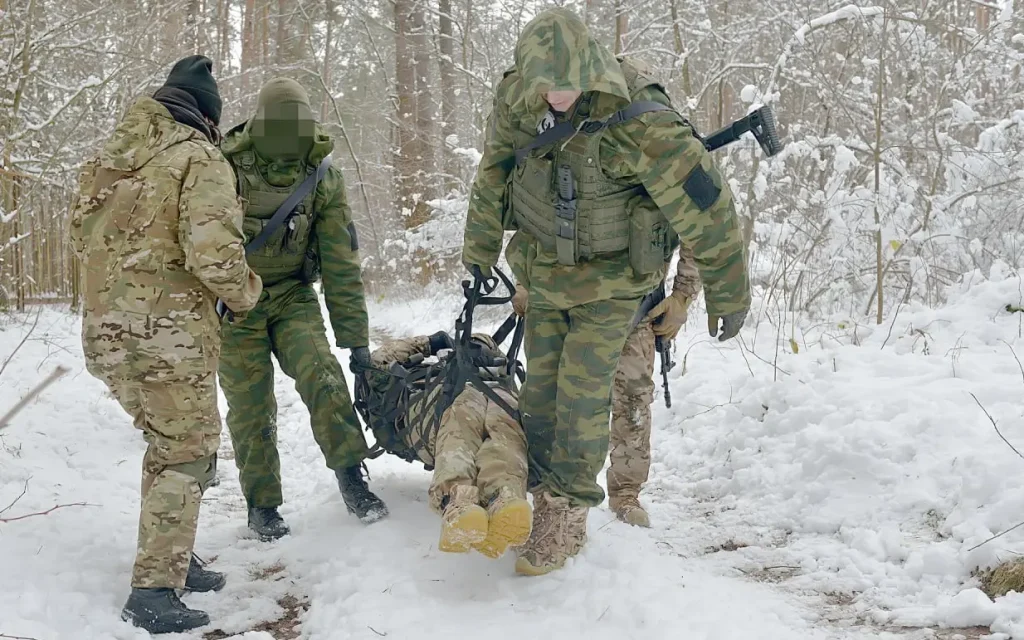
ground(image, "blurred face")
xmin=544 ymin=89 xmax=582 ymax=113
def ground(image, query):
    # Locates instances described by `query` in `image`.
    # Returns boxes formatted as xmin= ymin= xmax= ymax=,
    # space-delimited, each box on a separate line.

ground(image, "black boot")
xmin=184 ymin=553 xmax=226 ymax=593
xmin=335 ymin=465 xmax=389 ymax=523
xmin=121 ymin=587 xmax=209 ymax=634
xmin=247 ymin=506 xmax=290 ymax=541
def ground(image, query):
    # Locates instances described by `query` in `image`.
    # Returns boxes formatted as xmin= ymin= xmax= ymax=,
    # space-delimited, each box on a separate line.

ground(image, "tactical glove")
xmin=512 ymin=286 xmax=529 ymax=317
xmin=645 ymin=291 xmax=691 ymax=340
xmin=428 ymin=331 xmax=454 ymax=355
xmin=349 ymin=346 xmax=372 ymax=373
xmin=462 ymin=262 xmax=492 ymax=279
xmin=707 ymin=309 xmax=748 ymax=342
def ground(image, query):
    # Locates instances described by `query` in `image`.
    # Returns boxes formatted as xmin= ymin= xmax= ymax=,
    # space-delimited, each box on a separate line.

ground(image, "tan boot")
xmin=474 ymin=487 xmax=532 ymax=559
xmin=514 ymin=491 xmax=588 ymax=576
xmin=609 ymin=496 xmax=650 ymax=528
xmin=438 ymin=485 xmax=488 ymax=553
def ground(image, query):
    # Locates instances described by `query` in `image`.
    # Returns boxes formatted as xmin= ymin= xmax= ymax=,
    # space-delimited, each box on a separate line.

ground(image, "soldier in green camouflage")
xmin=69 ymin=56 xmax=262 ymax=634
xmin=218 ymin=78 xmax=387 ymax=539
xmin=462 ymin=8 xmax=750 ymax=575
xmin=512 ymin=244 xmax=700 ymax=529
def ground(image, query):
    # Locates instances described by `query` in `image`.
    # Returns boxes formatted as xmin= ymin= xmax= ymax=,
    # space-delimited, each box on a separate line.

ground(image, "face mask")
xmin=250 ymin=101 xmax=315 ymax=162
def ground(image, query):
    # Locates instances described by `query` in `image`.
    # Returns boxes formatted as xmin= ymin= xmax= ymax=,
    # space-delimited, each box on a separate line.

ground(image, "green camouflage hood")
xmin=246 ymin=77 xmax=318 ymax=161
xmin=97 ymin=97 xmax=201 ymax=171
xmin=512 ymin=8 xmax=630 ymax=123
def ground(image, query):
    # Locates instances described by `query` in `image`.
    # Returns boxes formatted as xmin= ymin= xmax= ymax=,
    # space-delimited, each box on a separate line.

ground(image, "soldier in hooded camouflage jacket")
xmin=68 ymin=56 xmax=261 ymax=634
xmin=462 ymin=8 xmax=750 ymax=576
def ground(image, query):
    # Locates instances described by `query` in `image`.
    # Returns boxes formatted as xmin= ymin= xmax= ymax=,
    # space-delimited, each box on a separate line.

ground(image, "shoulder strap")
xmin=245 ymin=156 xmax=332 ymax=254
xmin=514 ymin=101 xmax=674 ymax=165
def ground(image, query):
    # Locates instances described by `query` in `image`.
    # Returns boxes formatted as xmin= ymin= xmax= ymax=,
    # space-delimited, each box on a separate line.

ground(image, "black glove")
xmin=428 ymin=331 xmax=454 ymax=355
xmin=462 ymin=261 xmax=492 ymax=279
xmin=349 ymin=346 xmax=371 ymax=373
xmin=707 ymin=309 xmax=748 ymax=342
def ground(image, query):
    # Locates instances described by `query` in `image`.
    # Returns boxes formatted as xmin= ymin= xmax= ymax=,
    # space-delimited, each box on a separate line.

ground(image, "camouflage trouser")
xmin=427 ymin=386 xmax=528 ymax=513
xmin=107 ymin=374 xmax=220 ymax=589
xmin=219 ymin=280 xmax=369 ymax=508
xmin=608 ymin=320 xmax=656 ymax=500
xmin=521 ymin=298 xmax=639 ymax=507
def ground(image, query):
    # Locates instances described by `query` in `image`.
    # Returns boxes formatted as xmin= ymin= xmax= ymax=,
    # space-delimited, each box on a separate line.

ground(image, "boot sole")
xmin=438 ymin=505 xmax=488 ymax=553
xmin=474 ymin=498 xmax=532 ymax=559
xmin=121 ymin=608 xmax=210 ymax=634
xmin=247 ymin=524 xmax=290 ymax=542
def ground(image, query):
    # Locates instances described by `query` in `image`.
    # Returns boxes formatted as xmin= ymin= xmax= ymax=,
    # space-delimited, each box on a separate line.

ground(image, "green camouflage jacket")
xmin=221 ymin=122 xmax=369 ymax=348
xmin=462 ymin=8 xmax=750 ymax=316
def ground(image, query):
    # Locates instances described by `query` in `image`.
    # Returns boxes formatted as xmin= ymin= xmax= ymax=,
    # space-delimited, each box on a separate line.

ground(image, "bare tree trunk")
xmin=322 ymin=0 xmax=334 ymax=122
xmin=872 ymin=11 xmax=889 ymax=325
xmin=393 ymin=0 xmax=434 ymax=228
xmin=242 ymin=0 xmax=257 ymax=94
xmin=438 ymin=0 xmax=457 ymax=193
xmin=187 ymin=0 xmax=202 ymax=51
xmin=613 ymin=0 xmax=627 ymax=55
xmin=669 ymin=0 xmax=692 ymax=96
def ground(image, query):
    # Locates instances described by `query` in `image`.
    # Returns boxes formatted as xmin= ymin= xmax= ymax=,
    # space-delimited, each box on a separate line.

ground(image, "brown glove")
xmin=512 ymin=285 xmax=529 ymax=317
xmin=645 ymin=290 xmax=691 ymax=339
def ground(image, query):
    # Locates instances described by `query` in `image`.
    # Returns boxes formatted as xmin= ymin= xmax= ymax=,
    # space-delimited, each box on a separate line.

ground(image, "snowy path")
xmin=3 ymin=273 xmax=1024 ymax=639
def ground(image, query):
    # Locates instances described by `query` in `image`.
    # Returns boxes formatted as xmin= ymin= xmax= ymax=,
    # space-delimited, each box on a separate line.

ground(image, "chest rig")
xmin=229 ymin=149 xmax=319 ymax=286
xmin=507 ymin=59 xmax=679 ymax=275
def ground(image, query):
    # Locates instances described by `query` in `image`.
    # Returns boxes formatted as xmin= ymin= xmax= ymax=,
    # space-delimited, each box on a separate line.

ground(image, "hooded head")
xmin=247 ymin=77 xmax=316 ymax=162
xmin=512 ymin=8 xmax=630 ymax=122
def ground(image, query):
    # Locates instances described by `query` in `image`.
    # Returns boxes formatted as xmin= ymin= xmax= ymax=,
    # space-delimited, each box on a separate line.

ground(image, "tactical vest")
xmin=508 ymin=58 xmax=679 ymax=275
xmin=229 ymin=149 xmax=319 ymax=286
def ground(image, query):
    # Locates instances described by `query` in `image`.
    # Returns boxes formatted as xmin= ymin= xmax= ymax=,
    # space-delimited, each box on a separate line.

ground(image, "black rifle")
xmin=631 ymin=281 xmax=676 ymax=409
xmin=702 ymin=105 xmax=783 ymax=157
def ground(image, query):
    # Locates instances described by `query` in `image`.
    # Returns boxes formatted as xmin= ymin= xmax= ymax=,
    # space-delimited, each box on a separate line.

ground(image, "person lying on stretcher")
xmin=352 ymin=331 xmax=530 ymax=558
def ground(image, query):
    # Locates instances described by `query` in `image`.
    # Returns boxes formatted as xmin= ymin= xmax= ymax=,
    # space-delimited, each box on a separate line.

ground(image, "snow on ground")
xmin=1 ymin=268 xmax=1024 ymax=639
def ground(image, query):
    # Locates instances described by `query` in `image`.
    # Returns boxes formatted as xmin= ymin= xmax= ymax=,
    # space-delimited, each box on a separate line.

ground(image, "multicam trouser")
xmin=427 ymin=386 xmax=528 ymax=513
xmin=219 ymin=280 xmax=369 ymax=508
xmin=520 ymin=298 xmax=639 ymax=507
xmin=107 ymin=374 xmax=220 ymax=589
xmin=607 ymin=320 xmax=656 ymax=501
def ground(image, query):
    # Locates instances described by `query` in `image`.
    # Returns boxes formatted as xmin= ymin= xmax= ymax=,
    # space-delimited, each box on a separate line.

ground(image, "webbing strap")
xmin=514 ymin=101 xmax=674 ymax=165
xmin=245 ymin=157 xmax=331 ymax=254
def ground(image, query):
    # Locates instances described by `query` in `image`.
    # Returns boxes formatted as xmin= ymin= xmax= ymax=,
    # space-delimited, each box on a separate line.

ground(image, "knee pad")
xmin=166 ymin=453 xmax=218 ymax=493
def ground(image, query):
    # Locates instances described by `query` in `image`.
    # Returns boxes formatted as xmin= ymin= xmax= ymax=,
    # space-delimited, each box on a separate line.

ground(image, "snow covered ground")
xmin=2 ymin=268 xmax=1024 ymax=639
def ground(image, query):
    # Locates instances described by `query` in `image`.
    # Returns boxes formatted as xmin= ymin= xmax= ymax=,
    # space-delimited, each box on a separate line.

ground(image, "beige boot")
xmin=609 ymin=495 xmax=650 ymax=528
xmin=514 ymin=491 xmax=588 ymax=576
xmin=474 ymin=486 xmax=532 ymax=559
xmin=438 ymin=485 xmax=488 ymax=553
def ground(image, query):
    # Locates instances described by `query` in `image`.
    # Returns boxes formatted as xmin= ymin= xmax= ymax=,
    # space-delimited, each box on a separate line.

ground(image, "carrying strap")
xmin=245 ymin=156 xmax=332 ymax=254
xmin=514 ymin=101 xmax=673 ymax=165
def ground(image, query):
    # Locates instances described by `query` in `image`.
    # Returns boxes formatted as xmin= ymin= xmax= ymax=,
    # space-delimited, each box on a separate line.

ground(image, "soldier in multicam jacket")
xmin=362 ymin=333 xmax=530 ymax=559
xmin=513 ymin=246 xmax=701 ymax=529
xmin=217 ymin=78 xmax=386 ymax=540
xmin=68 ymin=55 xmax=262 ymax=634
xmin=609 ymin=246 xmax=700 ymax=528
xmin=462 ymin=8 xmax=750 ymax=576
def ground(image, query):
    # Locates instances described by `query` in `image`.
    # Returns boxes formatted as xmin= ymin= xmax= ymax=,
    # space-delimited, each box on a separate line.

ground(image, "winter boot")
xmin=514 ymin=491 xmax=588 ymax=577
xmin=248 ymin=506 xmax=290 ymax=541
xmin=438 ymin=484 xmax=488 ymax=553
xmin=335 ymin=465 xmax=389 ymax=523
xmin=474 ymin=486 xmax=532 ymax=559
xmin=183 ymin=554 xmax=226 ymax=593
xmin=609 ymin=496 xmax=651 ymax=528
xmin=121 ymin=587 xmax=209 ymax=634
